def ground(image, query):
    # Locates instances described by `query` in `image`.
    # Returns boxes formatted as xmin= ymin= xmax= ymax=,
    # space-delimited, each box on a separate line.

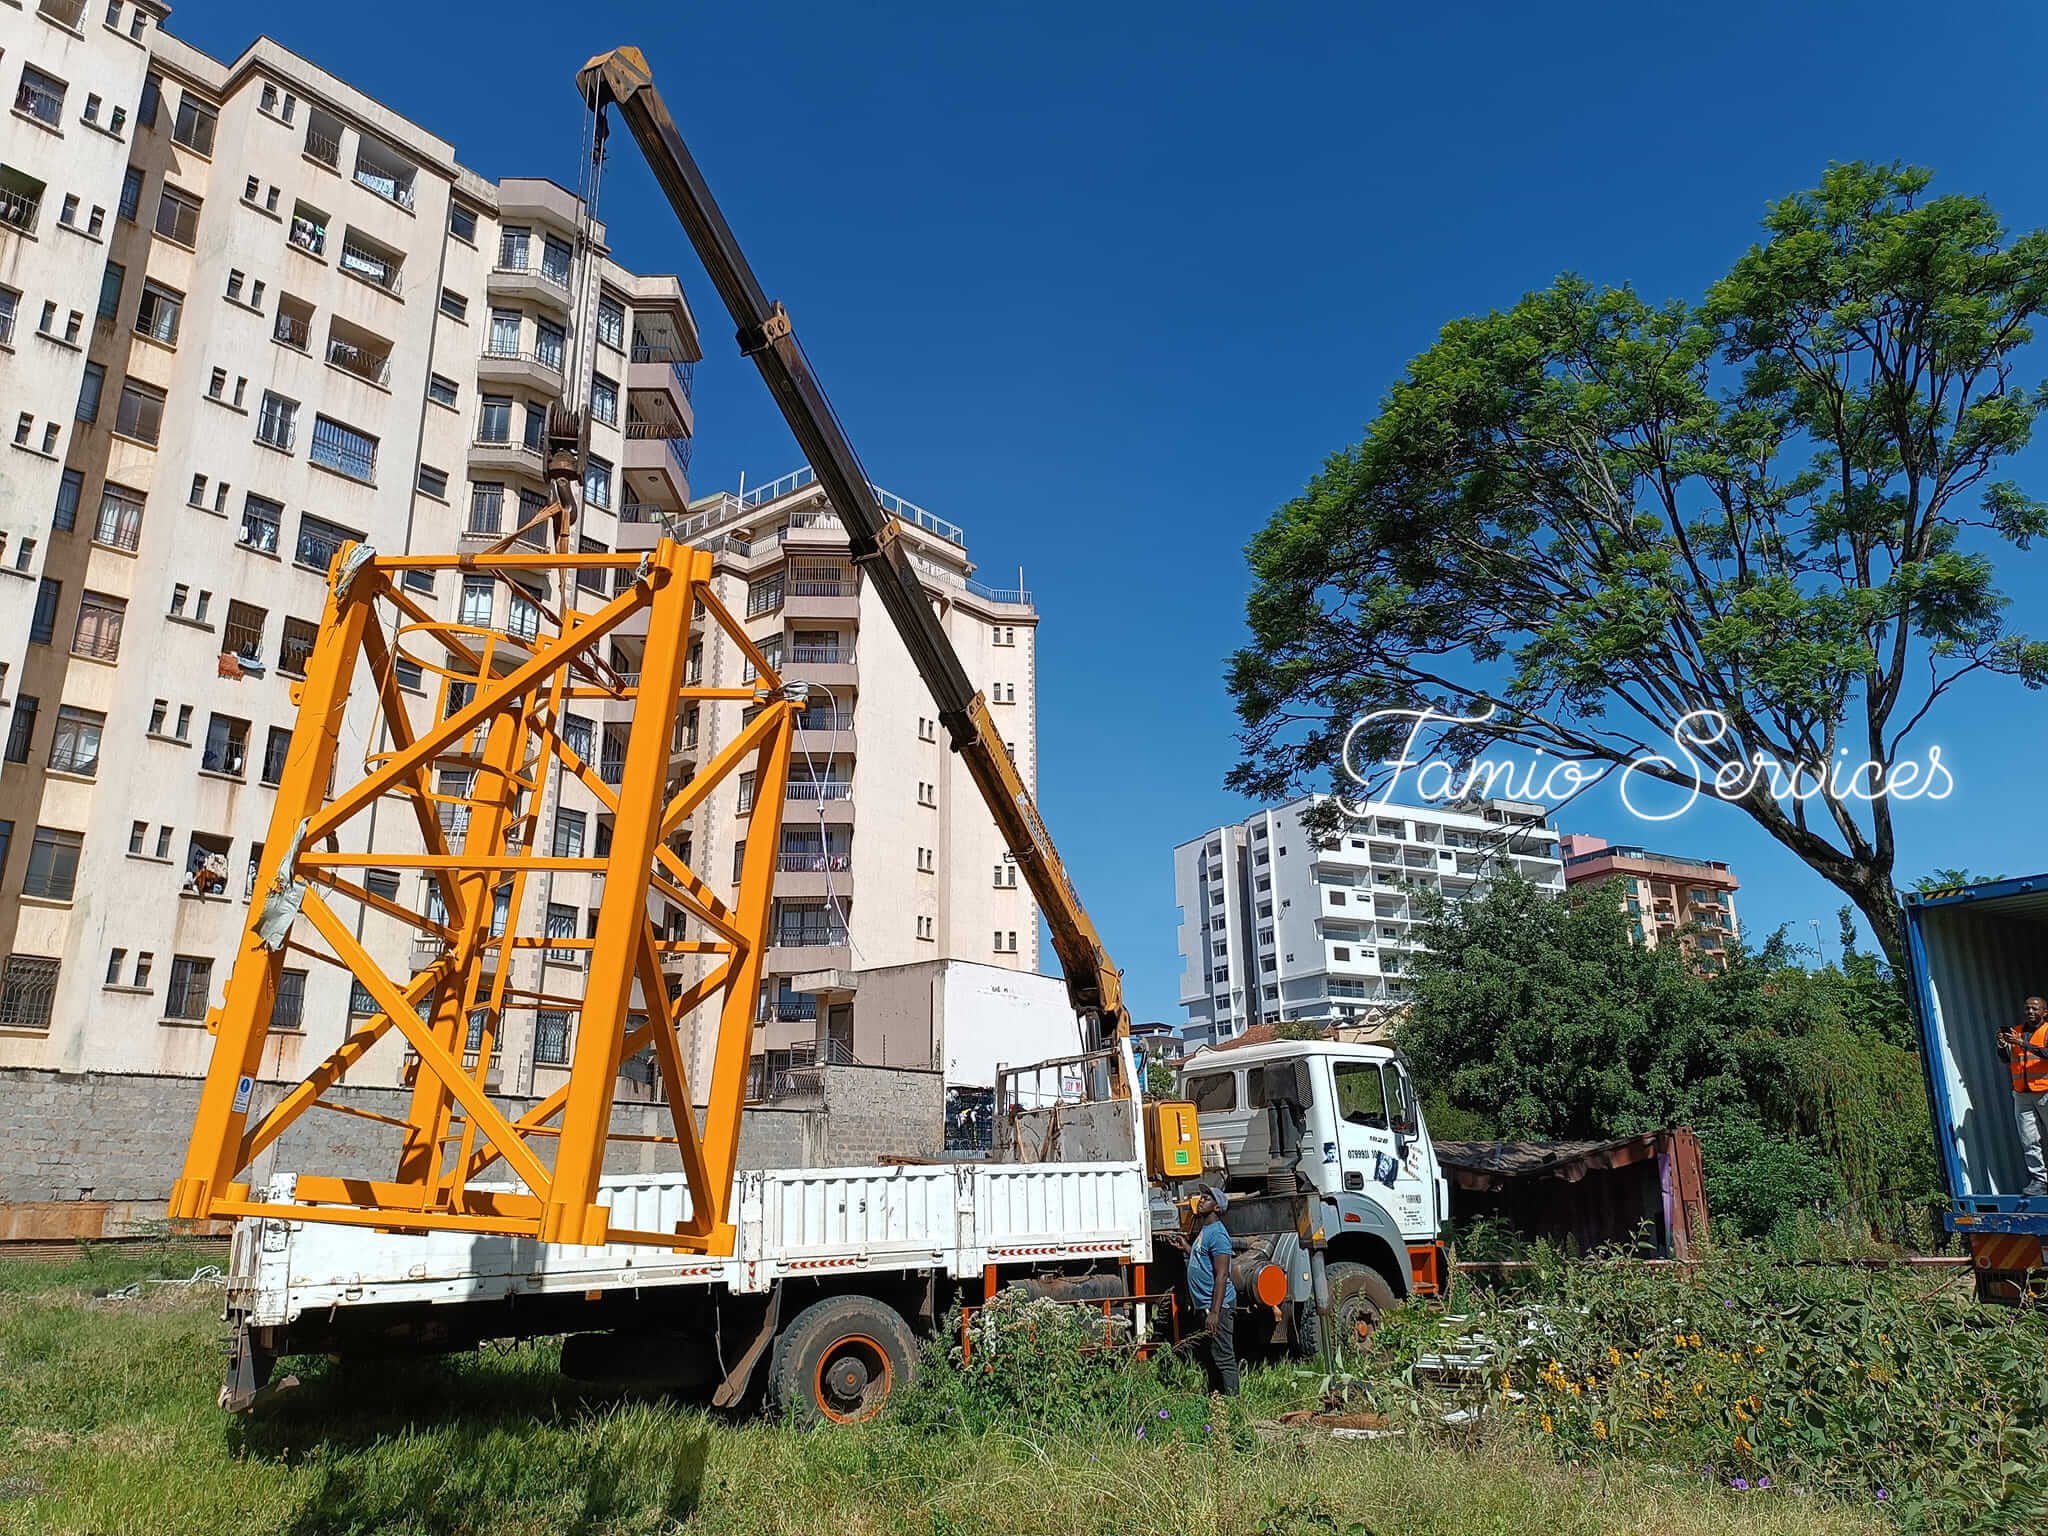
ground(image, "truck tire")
xmin=768 ymin=1294 xmax=918 ymax=1426
xmin=1298 ymin=1260 xmax=1398 ymax=1362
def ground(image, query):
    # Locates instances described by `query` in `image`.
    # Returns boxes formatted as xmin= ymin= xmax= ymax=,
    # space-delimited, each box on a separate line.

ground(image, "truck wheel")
xmin=769 ymin=1295 xmax=917 ymax=1426
xmin=1300 ymin=1261 xmax=1398 ymax=1362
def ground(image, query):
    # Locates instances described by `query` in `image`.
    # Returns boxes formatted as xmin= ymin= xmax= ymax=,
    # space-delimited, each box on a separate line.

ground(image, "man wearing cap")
xmin=1187 ymin=1185 xmax=1238 ymax=1396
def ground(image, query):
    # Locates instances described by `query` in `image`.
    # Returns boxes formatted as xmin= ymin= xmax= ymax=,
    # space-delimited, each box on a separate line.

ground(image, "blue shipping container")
xmin=1903 ymin=874 xmax=2048 ymax=1273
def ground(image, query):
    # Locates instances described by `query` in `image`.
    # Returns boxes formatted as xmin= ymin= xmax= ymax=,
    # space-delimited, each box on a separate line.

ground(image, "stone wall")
xmin=0 ymin=1063 xmax=944 ymax=1233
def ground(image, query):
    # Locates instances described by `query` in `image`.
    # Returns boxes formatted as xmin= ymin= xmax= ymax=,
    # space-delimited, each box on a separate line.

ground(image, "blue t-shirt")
xmin=1187 ymin=1219 xmax=1236 ymax=1312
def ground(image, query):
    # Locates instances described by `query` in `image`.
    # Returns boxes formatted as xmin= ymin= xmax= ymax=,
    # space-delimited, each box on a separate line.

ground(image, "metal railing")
xmin=305 ymin=125 xmax=342 ymax=167
xmin=790 ymin=575 xmax=847 ymax=597
xmin=325 ymin=337 xmax=390 ymax=386
xmin=273 ymin=311 xmax=311 ymax=350
xmin=785 ymin=781 xmax=852 ymax=802
xmin=789 ymin=643 xmax=841 ymax=664
xmin=37 ymin=0 xmax=88 ymax=29
xmin=338 ymin=240 xmax=401 ymax=294
xmin=625 ymin=413 xmax=689 ymax=439
xmin=756 ymin=994 xmax=819 ymax=1024
xmin=288 ymin=216 xmax=326 ymax=257
xmin=353 ymin=162 xmax=416 ymax=210
xmin=631 ymin=338 xmax=691 ymax=363
xmin=494 ymin=255 xmax=572 ymax=290
xmin=15 ymin=76 xmax=64 ymax=127
xmin=774 ymin=923 xmax=849 ymax=949
xmin=0 ymin=187 xmax=40 ymax=233
xmin=795 ymin=709 xmax=854 ymax=732
xmin=777 ymin=851 xmax=851 ymax=872
xmin=466 ymin=490 xmax=504 ymax=534
xmin=308 ymin=429 xmax=374 ymax=483
xmin=480 ymin=344 xmax=563 ymax=376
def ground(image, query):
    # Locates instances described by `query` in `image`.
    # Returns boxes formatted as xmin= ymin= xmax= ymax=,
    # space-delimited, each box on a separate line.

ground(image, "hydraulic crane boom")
xmin=576 ymin=47 xmax=1129 ymax=1053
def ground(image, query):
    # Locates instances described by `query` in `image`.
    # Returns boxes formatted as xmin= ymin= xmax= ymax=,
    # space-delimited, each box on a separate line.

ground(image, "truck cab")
xmin=1175 ymin=1039 xmax=1448 ymax=1350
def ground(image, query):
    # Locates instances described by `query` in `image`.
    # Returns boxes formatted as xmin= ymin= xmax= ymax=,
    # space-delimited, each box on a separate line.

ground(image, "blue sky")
xmin=185 ymin=1 xmax=2048 ymax=1015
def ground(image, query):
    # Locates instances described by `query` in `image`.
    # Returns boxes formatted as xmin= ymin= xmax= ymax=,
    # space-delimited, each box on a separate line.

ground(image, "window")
xmin=51 ymin=472 xmax=82 ymax=535
xmin=507 ymin=585 xmax=540 ymax=642
xmin=309 ymin=416 xmax=376 ymax=482
xmin=115 ymin=381 xmax=165 ymax=443
xmin=993 ymin=930 xmax=1018 ymax=953
xmin=917 ymin=781 xmax=937 ymax=807
xmin=597 ymin=294 xmax=624 ymax=348
xmin=93 ymin=482 xmax=144 ymax=551
xmin=170 ymin=94 xmax=217 ymax=155
xmin=223 ymin=600 xmax=264 ymax=663
xmin=417 ymin=464 xmax=448 ymax=499
xmin=257 ymin=391 xmax=296 ymax=450
xmin=542 ymin=234 xmax=572 ymax=286
xmin=278 ymin=616 xmax=318 ymax=675
xmin=76 ymin=362 xmax=104 ymax=423
xmin=476 ymin=395 xmax=511 ymax=443
xmin=917 ymin=845 xmax=934 ymax=873
xmin=0 ymin=956 xmax=59 ymax=1030
xmin=261 ymin=726 xmax=290 ymax=785
xmin=522 ymin=401 xmax=546 ymax=451
xmin=238 ymin=494 xmax=281 ymax=553
xmin=139 ymin=71 xmax=160 ymax=127
xmin=106 ymin=948 xmax=125 ymax=985
xmin=72 ymin=591 xmax=124 ymax=660
xmin=87 ymin=204 xmax=104 ymax=236
xmin=2 ymin=697 xmax=33 ymax=762
xmin=128 ymin=821 xmax=146 ymax=854
xmin=17 ymin=66 xmax=66 ymax=128
xmin=48 ymin=706 xmax=103 ymax=776
xmin=173 ymin=706 xmax=190 ymax=742
xmin=553 ymin=808 xmax=586 ymax=859
xmin=438 ymin=288 xmax=467 ymax=322
xmin=164 ymin=955 xmax=212 ymax=1021
xmin=153 ymin=184 xmax=201 ymax=246
xmin=487 ymin=308 xmax=520 ymax=355
xmin=1186 ymin=1073 xmax=1236 ymax=1113
xmin=23 ymin=826 xmax=83 ymax=900
xmin=362 ymin=869 xmax=400 ymax=905
xmin=202 ymin=714 xmax=249 ymax=776
xmin=916 ymin=914 xmax=934 ymax=941
xmin=133 ymin=951 xmax=153 ymax=985
xmin=534 ymin=1009 xmax=571 ymax=1064
xmin=246 ymin=845 xmax=267 ymax=900
xmin=460 ymin=575 xmax=494 ymax=627
xmin=28 ymin=580 xmax=62 ymax=646
xmin=448 ymin=202 xmax=478 ymax=243
xmin=590 ymin=374 xmax=618 ymax=426
xmin=272 ymin=969 xmax=306 ymax=1031
xmin=535 ymin=318 xmax=564 ymax=371
xmin=59 ymin=194 xmax=79 ymax=228
xmin=545 ymin=903 xmax=578 ymax=963
xmin=583 ymin=456 xmax=612 ymax=509
xmin=427 ymin=373 xmax=458 ymax=409
xmin=0 ymin=287 xmax=14 ymax=344
xmin=295 ymin=513 xmax=358 ymax=572
xmin=287 ymin=200 xmax=326 ymax=256
xmin=118 ymin=166 xmax=143 ymax=223
xmin=993 ymin=625 xmax=1016 ymax=645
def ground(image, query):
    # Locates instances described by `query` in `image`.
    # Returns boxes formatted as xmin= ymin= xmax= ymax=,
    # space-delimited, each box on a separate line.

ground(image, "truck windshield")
xmin=1334 ymin=1061 xmax=1389 ymax=1129
xmin=1186 ymin=1073 xmax=1235 ymax=1112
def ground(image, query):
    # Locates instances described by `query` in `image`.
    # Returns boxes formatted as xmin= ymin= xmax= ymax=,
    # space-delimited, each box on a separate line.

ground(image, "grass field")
xmin=0 ymin=1246 xmax=1892 ymax=1536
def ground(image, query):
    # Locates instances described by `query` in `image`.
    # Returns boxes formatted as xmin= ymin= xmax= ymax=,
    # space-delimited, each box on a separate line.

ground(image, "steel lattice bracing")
xmin=167 ymin=538 xmax=795 ymax=1252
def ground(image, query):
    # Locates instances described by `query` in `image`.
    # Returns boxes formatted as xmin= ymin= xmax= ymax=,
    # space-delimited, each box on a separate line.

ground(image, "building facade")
xmin=1557 ymin=834 xmax=1739 ymax=971
xmin=1173 ymin=795 xmax=1565 ymax=1048
xmin=0 ymin=21 xmax=706 ymax=1093
xmin=652 ymin=468 xmax=1043 ymax=1094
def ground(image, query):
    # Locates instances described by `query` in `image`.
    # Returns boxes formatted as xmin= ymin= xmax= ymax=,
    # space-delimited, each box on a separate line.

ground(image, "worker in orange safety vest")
xmin=1997 ymin=996 xmax=2048 ymax=1196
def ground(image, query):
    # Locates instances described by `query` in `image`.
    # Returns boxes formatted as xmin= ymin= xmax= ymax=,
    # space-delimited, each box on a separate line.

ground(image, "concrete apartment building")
xmin=1173 ymin=795 xmax=1565 ymax=1048
xmin=0 ymin=16 xmax=705 ymax=1097
xmin=656 ymin=467 xmax=1044 ymax=1093
xmin=1558 ymin=834 xmax=1739 ymax=971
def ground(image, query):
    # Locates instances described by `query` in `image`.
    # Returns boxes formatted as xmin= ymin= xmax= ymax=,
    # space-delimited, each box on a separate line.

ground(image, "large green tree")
xmin=1231 ymin=163 xmax=2048 ymax=968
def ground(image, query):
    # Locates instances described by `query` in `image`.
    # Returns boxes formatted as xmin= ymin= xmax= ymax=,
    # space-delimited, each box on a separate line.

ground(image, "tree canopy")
xmin=1231 ymin=163 xmax=2048 ymax=968
xmin=1395 ymin=873 xmax=1940 ymax=1241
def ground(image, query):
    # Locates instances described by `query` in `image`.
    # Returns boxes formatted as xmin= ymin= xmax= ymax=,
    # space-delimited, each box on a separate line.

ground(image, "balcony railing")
xmin=786 ymin=781 xmax=852 ymax=802
xmin=353 ymin=162 xmax=416 ymax=210
xmin=795 ymin=710 xmax=854 ymax=732
xmin=777 ymin=852 xmax=851 ymax=873
xmin=789 ymin=643 xmax=841 ymax=664
xmin=0 ymin=186 xmax=41 ymax=233
xmin=338 ymin=241 xmax=400 ymax=295
xmin=273 ymin=311 xmax=311 ymax=351
xmin=774 ymin=924 xmax=849 ymax=949
xmin=287 ymin=217 xmax=326 ymax=257
xmin=494 ymin=257 xmax=571 ymax=290
xmin=38 ymin=0 xmax=88 ymax=29
xmin=480 ymin=344 xmax=563 ymax=377
xmin=326 ymin=337 xmax=391 ymax=386
xmin=666 ymin=436 xmax=694 ymax=476
xmin=625 ymin=412 xmax=690 ymax=440
xmin=305 ymin=125 xmax=341 ymax=167
xmin=756 ymin=994 xmax=819 ymax=1024
xmin=15 ymin=77 xmax=63 ymax=127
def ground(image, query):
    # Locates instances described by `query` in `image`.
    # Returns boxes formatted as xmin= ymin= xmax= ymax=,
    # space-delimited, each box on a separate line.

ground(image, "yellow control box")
xmin=1145 ymin=1100 xmax=1204 ymax=1178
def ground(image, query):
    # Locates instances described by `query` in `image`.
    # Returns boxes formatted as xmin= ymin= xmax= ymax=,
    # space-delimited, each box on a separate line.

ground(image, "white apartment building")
xmin=0 ymin=21 xmax=704 ymax=1097
xmin=1173 ymin=795 xmax=1565 ymax=1047
xmin=651 ymin=467 xmax=1043 ymax=1093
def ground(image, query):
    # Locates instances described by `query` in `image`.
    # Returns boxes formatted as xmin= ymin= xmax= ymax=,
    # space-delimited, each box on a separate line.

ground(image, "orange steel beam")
xmin=172 ymin=539 xmax=790 ymax=1252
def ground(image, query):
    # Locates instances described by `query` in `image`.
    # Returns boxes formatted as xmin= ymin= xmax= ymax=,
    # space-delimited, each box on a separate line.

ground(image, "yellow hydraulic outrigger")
xmin=168 ymin=45 xmax=1128 ymax=1255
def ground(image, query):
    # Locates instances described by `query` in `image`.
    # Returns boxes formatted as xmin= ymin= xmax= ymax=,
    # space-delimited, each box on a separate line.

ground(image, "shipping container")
xmin=1902 ymin=874 xmax=2048 ymax=1297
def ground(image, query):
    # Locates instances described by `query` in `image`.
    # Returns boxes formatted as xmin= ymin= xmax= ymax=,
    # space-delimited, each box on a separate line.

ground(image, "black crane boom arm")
xmin=576 ymin=47 xmax=1128 ymax=1048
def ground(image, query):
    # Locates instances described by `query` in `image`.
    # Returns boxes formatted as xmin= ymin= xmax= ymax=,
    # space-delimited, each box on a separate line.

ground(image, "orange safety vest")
xmin=2009 ymin=1024 xmax=2048 ymax=1095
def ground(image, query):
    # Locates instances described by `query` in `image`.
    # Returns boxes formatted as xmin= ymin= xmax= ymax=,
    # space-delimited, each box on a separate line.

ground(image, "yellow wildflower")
xmin=1749 ymin=1395 xmax=1761 ymax=1411
xmin=1542 ymin=1414 xmax=1555 ymax=1434
xmin=1753 ymin=1343 xmax=1766 ymax=1356
xmin=1733 ymin=1434 xmax=1752 ymax=1455
xmin=1688 ymin=1334 xmax=1703 ymax=1350
xmin=1733 ymin=1406 xmax=1750 ymax=1423
xmin=1779 ymin=1417 xmax=1794 ymax=1429
xmin=1607 ymin=1347 xmax=1623 ymax=1367
xmin=1594 ymin=1420 xmax=1609 ymax=1440
xmin=1673 ymin=1334 xmax=1686 ymax=1349
xmin=1652 ymin=1407 xmax=1667 ymax=1420
xmin=1694 ymin=1382 xmax=1706 ymax=1397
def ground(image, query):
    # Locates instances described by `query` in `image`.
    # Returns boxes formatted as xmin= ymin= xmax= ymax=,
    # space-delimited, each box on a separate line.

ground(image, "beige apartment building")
xmin=0 ymin=18 xmax=703 ymax=1096
xmin=650 ymin=468 xmax=1043 ymax=1094
xmin=0 ymin=14 xmax=1048 ymax=1111
xmin=1558 ymin=834 xmax=1740 ymax=972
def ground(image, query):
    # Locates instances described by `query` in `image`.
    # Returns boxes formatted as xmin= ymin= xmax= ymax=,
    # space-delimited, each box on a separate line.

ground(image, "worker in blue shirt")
xmin=1186 ymin=1185 xmax=1239 ymax=1396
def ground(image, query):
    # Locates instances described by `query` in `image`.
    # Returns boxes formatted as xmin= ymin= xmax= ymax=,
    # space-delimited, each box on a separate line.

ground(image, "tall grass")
xmin=0 ymin=1262 xmax=1881 ymax=1536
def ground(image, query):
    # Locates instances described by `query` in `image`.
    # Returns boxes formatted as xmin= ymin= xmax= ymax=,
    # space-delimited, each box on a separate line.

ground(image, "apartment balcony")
xmin=778 ymin=650 xmax=858 ymax=690
xmin=778 ymin=511 xmax=849 ymax=552
xmin=774 ymin=853 xmax=854 ymax=901
xmin=764 ymin=940 xmax=851 ymax=977
xmin=627 ymin=359 xmax=695 ymax=436
xmin=477 ymin=345 xmax=565 ymax=395
xmin=790 ymin=718 xmax=857 ymax=756
xmin=784 ymin=581 xmax=860 ymax=623
xmin=623 ymin=433 xmax=690 ymax=500
xmin=487 ymin=259 xmax=574 ymax=313
xmin=467 ymin=436 xmax=545 ymax=478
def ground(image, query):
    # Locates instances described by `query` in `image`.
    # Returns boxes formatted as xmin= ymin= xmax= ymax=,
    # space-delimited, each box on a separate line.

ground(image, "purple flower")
xmin=1158 ymin=1409 xmax=1170 ymax=1419
xmin=1723 ymin=1299 xmax=1736 ymax=1308
xmin=1757 ymin=1477 xmax=1771 ymax=1490
xmin=1876 ymin=1490 xmax=1889 ymax=1502
xmin=1203 ymin=1423 xmax=1214 ymax=1433
xmin=1135 ymin=1426 xmax=1146 ymax=1439
xmin=1731 ymin=1479 xmax=1750 ymax=1490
